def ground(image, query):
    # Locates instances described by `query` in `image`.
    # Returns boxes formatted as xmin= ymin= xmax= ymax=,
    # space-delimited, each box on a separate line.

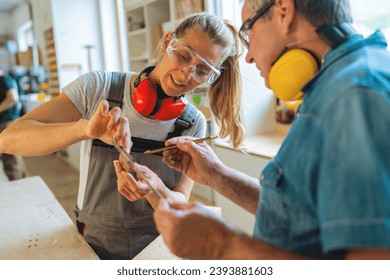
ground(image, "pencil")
xmin=144 ymin=135 xmax=218 ymax=154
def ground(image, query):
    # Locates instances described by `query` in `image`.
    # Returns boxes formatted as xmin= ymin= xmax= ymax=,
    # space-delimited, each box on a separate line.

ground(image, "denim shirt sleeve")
xmin=318 ymin=87 xmax=390 ymax=253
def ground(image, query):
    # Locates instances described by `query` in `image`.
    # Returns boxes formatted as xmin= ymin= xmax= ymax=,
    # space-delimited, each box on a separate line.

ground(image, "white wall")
xmin=10 ymin=3 xmax=31 ymax=39
xmin=99 ymin=0 xmax=123 ymax=71
xmin=51 ymin=0 xmax=104 ymax=86
xmin=220 ymin=0 xmax=277 ymax=136
xmin=0 ymin=12 xmax=13 ymax=37
xmin=0 ymin=4 xmax=32 ymax=71
xmin=240 ymin=60 xmax=277 ymax=135
xmin=30 ymin=0 xmax=53 ymax=67
xmin=0 ymin=4 xmax=28 ymax=38
xmin=213 ymin=145 xmax=270 ymax=235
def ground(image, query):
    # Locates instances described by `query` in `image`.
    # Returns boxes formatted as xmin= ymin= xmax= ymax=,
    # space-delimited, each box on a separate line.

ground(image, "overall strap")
xmin=131 ymin=101 xmax=198 ymax=153
xmin=92 ymin=72 xmax=127 ymax=147
xmin=166 ymin=102 xmax=197 ymax=139
xmin=106 ymin=72 xmax=127 ymax=109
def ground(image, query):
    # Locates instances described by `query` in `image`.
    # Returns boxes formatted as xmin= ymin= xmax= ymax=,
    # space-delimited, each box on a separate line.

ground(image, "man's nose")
xmin=245 ymin=51 xmax=255 ymax=64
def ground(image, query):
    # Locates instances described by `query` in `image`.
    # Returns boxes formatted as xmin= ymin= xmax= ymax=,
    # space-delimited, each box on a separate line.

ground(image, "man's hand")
xmin=162 ymin=136 xmax=224 ymax=187
xmin=154 ymin=200 xmax=233 ymax=259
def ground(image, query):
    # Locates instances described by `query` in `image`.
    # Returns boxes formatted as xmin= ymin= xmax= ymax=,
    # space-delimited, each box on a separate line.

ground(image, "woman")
xmin=0 ymin=13 xmax=243 ymax=259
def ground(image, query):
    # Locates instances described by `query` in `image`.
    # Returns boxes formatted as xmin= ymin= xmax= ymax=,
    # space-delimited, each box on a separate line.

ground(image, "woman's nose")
xmin=181 ymin=65 xmax=195 ymax=80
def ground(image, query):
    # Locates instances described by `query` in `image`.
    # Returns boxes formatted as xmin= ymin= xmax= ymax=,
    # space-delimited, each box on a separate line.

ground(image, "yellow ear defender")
xmin=268 ymin=23 xmax=359 ymax=104
xmin=268 ymin=49 xmax=319 ymax=102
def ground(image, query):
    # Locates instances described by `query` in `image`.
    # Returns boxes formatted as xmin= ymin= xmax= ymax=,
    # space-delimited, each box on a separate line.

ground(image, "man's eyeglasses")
xmin=166 ymin=36 xmax=221 ymax=84
xmin=239 ymin=0 xmax=275 ymax=49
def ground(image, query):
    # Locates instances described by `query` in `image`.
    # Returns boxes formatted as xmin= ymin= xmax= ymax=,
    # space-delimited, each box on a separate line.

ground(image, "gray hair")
xmin=245 ymin=0 xmax=353 ymax=27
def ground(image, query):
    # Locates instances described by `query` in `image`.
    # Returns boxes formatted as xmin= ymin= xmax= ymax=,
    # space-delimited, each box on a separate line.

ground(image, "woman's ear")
xmin=162 ymin=32 xmax=173 ymax=54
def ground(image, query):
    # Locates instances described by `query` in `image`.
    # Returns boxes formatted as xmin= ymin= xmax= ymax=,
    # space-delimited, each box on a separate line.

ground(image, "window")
xmin=217 ymin=1 xmax=390 ymax=156
xmin=350 ymin=0 xmax=390 ymax=49
xmin=220 ymin=1 xmax=276 ymax=139
xmin=17 ymin=20 xmax=33 ymax=52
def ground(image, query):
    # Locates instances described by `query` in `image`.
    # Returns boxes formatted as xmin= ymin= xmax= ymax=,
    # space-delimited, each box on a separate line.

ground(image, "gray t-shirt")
xmin=62 ymin=70 xmax=207 ymax=209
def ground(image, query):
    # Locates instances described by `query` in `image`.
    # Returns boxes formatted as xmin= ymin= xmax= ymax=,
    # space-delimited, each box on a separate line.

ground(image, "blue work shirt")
xmin=254 ymin=30 xmax=390 ymax=259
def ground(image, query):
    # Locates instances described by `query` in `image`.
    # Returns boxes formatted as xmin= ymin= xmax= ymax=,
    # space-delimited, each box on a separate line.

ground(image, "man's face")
xmin=241 ymin=1 xmax=285 ymax=87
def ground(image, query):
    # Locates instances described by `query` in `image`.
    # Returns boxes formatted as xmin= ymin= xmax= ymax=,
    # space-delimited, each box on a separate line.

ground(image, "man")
xmin=120 ymin=0 xmax=390 ymax=259
xmin=0 ymin=67 xmax=27 ymax=180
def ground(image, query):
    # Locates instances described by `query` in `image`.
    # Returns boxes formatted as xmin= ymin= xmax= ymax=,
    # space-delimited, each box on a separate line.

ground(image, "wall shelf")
xmin=123 ymin=0 xmax=207 ymax=72
xmin=44 ymin=28 xmax=60 ymax=97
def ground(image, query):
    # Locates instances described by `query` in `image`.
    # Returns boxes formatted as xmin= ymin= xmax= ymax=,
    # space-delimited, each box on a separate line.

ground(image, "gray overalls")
xmin=74 ymin=72 xmax=196 ymax=259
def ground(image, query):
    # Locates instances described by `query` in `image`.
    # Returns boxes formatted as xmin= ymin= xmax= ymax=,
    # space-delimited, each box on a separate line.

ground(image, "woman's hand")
xmin=114 ymin=161 xmax=152 ymax=201
xmin=87 ymin=100 xmax=131 ymax=152
xmin=114 ymin=161 xmax=166 ymax=202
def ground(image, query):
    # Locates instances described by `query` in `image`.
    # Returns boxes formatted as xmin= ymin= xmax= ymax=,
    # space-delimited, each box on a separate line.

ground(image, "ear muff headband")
xmin=133 ymin=66 xmax=187 ymax=120
xmin=269 ymin=49 xmax=318 ymax=102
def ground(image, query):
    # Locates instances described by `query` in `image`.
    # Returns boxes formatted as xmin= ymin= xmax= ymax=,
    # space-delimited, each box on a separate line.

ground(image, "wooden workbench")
xmin=0 ymin=176 xmax=98 ymax=259
xmin=0 ymin=176 xmax=220 ymax=260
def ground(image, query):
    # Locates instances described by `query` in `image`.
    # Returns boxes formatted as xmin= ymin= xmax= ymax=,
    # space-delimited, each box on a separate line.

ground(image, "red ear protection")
xmin=152 ymin=96 xmax=187 ymax=120
xmin=133 ymin=66 xmax=187 ymax=121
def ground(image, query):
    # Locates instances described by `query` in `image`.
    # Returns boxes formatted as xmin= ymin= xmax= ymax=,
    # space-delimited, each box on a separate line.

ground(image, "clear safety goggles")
xmin=166 ymin=36 xmax=221 ymax=84
xmin=239 ymin=0 xmax=275 ymax=49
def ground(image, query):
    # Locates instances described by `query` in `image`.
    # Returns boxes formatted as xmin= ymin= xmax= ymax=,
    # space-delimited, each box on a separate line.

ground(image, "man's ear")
xmin=276 ymin=0 xmax=296 ymax=35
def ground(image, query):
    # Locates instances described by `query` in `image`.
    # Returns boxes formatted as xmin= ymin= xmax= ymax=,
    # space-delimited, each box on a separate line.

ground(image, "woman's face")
xmin=155 ymin=29 xmax=225 ymax=96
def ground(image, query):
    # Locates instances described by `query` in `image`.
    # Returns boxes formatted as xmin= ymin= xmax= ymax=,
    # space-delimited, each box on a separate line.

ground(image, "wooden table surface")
xmin=0 ymin=176 xmax=98 ymax=260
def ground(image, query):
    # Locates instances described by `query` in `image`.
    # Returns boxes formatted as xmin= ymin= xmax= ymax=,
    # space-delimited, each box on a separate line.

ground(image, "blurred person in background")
xmin=0 ymin=67 xmax=27 ymax=180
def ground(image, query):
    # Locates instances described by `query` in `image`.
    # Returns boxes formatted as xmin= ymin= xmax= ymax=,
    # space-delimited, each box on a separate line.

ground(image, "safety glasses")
xmin=166 ymin=36 xmax=221 ymax=84
xmin=239 ymin=0 xmax=275 ymax=49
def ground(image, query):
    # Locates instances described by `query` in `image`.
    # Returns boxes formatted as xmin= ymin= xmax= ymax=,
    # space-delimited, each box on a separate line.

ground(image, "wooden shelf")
xmin=124 ymin=0 xmax=171 ymax=71
xmin=44 ymin=28 xmax=60 ymax=98
xmin=123 ymin=0 xmax=207 ymax=72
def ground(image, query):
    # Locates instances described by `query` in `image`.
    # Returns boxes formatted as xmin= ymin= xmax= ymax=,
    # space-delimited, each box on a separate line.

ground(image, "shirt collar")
xmin=302 ymin=30 xmax=387 ymax=92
